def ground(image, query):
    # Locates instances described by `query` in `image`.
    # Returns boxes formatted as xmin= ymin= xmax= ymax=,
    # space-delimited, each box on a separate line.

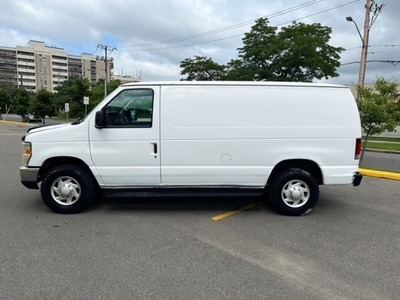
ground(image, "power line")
xmin=120 ymin=0 xmax=360 ymax=52
xmin=370 ymin=44 xmax=400 ymax=48
xmin=118 ymin=0 xmax=322 ymax=48
xmin=113 ymin=50 xmax=122 ymax=61
xmin=368 ymin=51 xmax=400 ymax=54
xmin=120 ymin=33 xmax=244 ymax=52
xmin=340 ymin=59 xmax=400 ymax=66
xmin=343 ymin=46 xmax=362 ymax=51
xmin=343 ymin=44 xmax=400 ymax=51
xmin=274 ymin=0 xmax=359 ymax=25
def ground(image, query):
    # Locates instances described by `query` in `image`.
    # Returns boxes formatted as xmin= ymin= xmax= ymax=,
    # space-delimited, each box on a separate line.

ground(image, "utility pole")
xmin=346 ymin=0 xmax=384 ymax=94
xmin=97 ymin=44 xmax=117 ymax=98
xmin=104 ymin=46 xmax=108 ymax=97
xmin=358 ymin=0 xmax=372 ymax=88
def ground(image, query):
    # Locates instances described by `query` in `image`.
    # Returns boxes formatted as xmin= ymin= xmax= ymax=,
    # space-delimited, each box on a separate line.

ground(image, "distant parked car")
xmin=25 ymin=114 xmax=41 ymax=122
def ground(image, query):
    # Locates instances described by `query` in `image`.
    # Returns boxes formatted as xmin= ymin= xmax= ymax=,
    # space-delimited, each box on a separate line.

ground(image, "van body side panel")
xmin=160 ymin=86 xmax=360 ymax=186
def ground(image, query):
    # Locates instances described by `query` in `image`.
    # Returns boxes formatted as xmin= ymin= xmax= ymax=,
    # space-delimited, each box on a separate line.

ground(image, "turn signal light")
xmin=22 ymin=142 xmax=32 ymax=166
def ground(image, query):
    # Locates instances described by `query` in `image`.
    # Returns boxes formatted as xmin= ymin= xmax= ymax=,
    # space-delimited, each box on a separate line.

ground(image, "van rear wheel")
xmin=268 ymin=168 xmax=319 ymax=216
xmin=41 ymin=165 xmax=96 ymax=214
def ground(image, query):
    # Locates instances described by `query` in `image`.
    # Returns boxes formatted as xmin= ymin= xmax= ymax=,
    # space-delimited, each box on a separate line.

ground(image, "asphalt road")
xmin=362 ymin=151 xmax=400 ymax=172
xmin=1 ymin=123 xmax=400 ymax=300
xmin=379 ymin=126 xmax=400 ymax=138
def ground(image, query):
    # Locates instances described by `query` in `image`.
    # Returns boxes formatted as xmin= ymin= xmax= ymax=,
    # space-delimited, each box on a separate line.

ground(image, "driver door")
xmin=89 ymin=86 xmax=160 ymax=186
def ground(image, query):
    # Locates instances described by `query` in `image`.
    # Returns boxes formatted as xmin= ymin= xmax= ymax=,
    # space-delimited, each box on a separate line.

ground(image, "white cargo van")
xmin=20 ymin=82 xmax=363 ymax=215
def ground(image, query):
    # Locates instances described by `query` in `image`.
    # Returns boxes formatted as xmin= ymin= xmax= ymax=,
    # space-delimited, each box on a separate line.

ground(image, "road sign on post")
xmin=83 ymin=97 xmax=89 ymax=115
xmin=65 ymin=103 xmax=69 ymax=122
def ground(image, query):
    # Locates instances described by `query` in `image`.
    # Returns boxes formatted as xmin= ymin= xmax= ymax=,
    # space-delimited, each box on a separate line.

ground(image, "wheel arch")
xmin=38 ymin=156 xmax=99 ymax=188
xmin=267 ymin=159 xmax=323 ymax=186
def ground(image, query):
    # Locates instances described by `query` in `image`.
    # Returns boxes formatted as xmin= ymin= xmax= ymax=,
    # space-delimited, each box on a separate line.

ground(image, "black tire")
xmin=268 ymin=168 xmax=319 ymax=216
xmin=41 ymin=165 xmax=96 ymax=214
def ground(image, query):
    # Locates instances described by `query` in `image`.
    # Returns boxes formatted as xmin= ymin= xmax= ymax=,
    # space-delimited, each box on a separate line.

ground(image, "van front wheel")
xmin=41 ymin=165 xmax=96 ymax=214
xmin=268 ymin=168 xmax=319 ymax=216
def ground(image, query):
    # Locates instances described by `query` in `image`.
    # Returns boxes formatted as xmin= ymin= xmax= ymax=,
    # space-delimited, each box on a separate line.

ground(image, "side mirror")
xmin=95 ymin=110 xmax=105 ymax=128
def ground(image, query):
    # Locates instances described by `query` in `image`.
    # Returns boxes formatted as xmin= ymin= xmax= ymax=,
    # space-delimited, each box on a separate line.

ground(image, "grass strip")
xmin=363 ymin=136 xmax=400 ymax=143
xmin=365 ymin=142 xmax=400 ymax=151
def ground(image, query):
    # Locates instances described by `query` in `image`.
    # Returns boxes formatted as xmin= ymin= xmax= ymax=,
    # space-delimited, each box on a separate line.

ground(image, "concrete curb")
xmin=359 ymin=168 xmax=400 ymax=181
xmin=365 ymin=148 xmax=400 ymax=155
xmin=0 ymin=120 xmax=35 ymax=126
xmin=366 ymin=140 xmax=400 ymax=145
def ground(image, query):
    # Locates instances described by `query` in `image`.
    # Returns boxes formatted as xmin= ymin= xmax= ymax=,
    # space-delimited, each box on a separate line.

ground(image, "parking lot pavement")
xmin=1 ymin=123 xmax=400 ymax=300
xmin=2 ymin=113 xmax=67 ymax=125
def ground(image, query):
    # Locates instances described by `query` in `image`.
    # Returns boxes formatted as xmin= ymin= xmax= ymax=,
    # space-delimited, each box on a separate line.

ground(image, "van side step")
xmin=102 ymin=187 xmax=266 ymax=199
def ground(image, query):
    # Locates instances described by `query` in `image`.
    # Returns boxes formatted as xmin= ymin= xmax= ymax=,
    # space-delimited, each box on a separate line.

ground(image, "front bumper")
xmin=20 ymin=166 xmax=39 ymax=189
xmin=353 ymin=171 xmax=363 ymax=186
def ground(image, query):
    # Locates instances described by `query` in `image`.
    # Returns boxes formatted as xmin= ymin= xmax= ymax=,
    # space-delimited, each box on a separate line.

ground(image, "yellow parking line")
xmin=0 ymin=120 xmax=30 ymax=126
xmin=212 ymin=202 xmax=262 ymax=221
xmin=359 ymin=168 xmax=400 ymax=181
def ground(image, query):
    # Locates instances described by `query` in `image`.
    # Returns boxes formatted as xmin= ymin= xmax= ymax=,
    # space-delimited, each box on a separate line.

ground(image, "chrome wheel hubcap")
xmin=281 ymin=179 xmax=310 ymax=208
xmin=50 ymin=176 xmax=81 ymax=206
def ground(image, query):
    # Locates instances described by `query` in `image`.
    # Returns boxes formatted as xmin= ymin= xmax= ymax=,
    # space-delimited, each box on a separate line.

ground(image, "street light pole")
xmin=346 ymin=17 xmax=363 ymax=43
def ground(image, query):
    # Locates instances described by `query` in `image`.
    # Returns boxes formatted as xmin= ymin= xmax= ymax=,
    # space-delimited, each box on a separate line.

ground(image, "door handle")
xmin=150 ymin=143 xmax=158 ymax=158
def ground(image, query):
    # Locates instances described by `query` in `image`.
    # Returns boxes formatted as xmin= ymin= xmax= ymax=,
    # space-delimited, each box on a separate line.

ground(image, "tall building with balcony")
xmin=0 ymin=40 xmax=113 ymax=92
xmin=0 ymin=48 xmax=18 ymax=87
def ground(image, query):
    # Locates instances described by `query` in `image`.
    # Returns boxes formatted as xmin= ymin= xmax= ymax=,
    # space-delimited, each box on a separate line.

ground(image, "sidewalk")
xmin=365 ymin=148 xmax=400 ymax=155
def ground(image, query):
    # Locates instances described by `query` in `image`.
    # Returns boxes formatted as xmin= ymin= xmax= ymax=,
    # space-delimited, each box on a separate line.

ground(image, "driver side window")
xmin=105 ymin=89 xmax=154 ymax=128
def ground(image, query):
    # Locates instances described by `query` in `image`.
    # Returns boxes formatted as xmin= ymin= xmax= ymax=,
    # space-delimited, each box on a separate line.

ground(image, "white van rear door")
xmin=89 ymin=86 xmax=160 ymax=186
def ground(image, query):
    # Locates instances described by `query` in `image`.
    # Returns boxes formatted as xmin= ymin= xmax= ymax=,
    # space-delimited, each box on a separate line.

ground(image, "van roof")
xmin=121 ymin=81 xmax=347 ymax=89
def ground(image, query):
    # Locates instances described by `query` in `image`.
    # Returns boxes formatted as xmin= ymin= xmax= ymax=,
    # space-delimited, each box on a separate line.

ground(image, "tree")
xmin=358 ymin=77 xmax=400 ymax=163
xmin=0 ymin=82 xmax=16 ymax=94
xmin=180 ymin=56 xmax=226 ymax=81
xmin=11 ymin=89 xmax=32 ymax=121
xmin=53 ymin=76 xmax=91 ymax=117
xmin=90 ymin=79 xmax=121 ymax=108
xmin=272 ymin=22 xmax=342 ymax=81
xmin=224 ymin=59 xmax=256 ymax=81
xmin=31 ymin=89 xmax=55 ymax=124
xmin=180 ymin=18 xmax=343 ymax=82
xmin=234 ymin=18 xmax=279 ymax=81
xmin=0 ymin=88 xmax=11 ymax=119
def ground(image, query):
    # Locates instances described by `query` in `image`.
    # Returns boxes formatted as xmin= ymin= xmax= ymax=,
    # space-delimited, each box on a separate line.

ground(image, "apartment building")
xmin=0 ymin=40 xmax=113 ymax=92
xmin=111 ymin=74 xmax=142 ymax=84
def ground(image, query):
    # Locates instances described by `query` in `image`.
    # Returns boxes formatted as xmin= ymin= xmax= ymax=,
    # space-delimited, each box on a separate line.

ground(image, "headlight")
xmin=22 ymin=142 xmax=32 ymax=166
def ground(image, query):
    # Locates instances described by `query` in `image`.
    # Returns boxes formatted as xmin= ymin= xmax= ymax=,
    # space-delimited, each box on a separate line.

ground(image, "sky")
xmin=0 ymin=0 xmax=398 ymax=84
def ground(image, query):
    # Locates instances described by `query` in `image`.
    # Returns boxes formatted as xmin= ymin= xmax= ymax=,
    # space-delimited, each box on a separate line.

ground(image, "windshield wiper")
xmin=71 ymin=117 xmax=83 ymax=125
